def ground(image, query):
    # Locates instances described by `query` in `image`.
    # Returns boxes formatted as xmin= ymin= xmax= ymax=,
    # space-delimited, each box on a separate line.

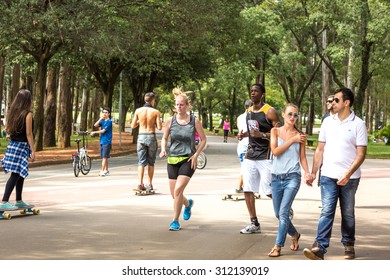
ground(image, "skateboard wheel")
xmin=222 ymin=196 xmax=227 ymax=200
xmin=234 ymin=197 xmax=239 ymax=201
xmin=3 ymin=213 xmax=11 ymax=219
xmin=33 ymin=209 xmax=40 ymax=215
xmin=20 ymin=209 xmax=27 ymax=215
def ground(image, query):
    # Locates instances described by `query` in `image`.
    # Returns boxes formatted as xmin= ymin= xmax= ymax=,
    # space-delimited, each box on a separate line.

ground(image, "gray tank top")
xmin=168 ymin=115 xmax=196 ymax=157
xmin=271 ymin=137 xmax=301 ymax=175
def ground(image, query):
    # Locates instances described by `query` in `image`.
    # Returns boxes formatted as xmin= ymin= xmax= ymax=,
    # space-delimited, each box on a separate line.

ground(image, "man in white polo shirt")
xmin=304 ymin=88 xmax=367 ymax=260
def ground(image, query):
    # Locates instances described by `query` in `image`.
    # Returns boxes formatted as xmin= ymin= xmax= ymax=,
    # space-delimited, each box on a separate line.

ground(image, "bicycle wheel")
xmin=197 ymin=151 xmax=207 ymax=169
xmin=73 ymin=156 xmax=80 ymax=177
xmin=80 ymin=155 xmax=92 ymax=175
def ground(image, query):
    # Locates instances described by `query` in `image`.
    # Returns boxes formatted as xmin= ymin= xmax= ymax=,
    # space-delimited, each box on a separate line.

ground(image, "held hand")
xmin=306 ymin=173 xmax=316 ymax=186
xmin=305 ymin=173 xmax=313 ymax=186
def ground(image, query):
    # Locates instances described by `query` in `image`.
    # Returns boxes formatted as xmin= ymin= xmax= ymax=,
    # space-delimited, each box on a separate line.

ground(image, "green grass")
xmin=365 ymin=141 xmax=390 ymax=159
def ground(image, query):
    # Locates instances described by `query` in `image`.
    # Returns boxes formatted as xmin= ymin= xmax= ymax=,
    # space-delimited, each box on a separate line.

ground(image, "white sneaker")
xmin=103 ymin=170 xmax=110 ymax=176
xmin=240 ymin=224 xmax=261 ymax=234
xmin=99 ymin=171 xmax=105 ymax=177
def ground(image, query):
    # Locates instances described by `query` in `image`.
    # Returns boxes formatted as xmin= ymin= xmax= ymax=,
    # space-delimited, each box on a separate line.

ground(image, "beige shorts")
xmin=242 ymin=159 xmax=272 ymax=195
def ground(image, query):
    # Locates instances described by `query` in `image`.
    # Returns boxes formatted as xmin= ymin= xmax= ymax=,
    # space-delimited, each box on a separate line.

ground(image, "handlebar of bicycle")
xmin=77 ymin=131 xmax=90 ymax=135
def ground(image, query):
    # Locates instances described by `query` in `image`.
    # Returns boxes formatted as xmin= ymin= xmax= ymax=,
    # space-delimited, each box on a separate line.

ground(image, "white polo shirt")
xmin=319 ymin=111 xmax=367 ymax=179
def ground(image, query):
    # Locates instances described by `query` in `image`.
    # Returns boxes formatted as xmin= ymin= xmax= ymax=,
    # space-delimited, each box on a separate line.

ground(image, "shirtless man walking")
xmin=131 ymin=92 xmax=163 ymax=190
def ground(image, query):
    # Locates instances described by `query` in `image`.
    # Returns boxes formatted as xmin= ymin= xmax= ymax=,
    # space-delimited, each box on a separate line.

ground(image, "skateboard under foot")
xmin=0 ymin=205 xmax=40 ymax=220
xmin=133 ymin=189 xmax=157 ymax=196
xmin=222 ymin=193 xmax=261 ymax=201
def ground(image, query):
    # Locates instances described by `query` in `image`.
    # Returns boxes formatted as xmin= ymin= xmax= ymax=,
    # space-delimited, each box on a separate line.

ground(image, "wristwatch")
xmin=262 ymin=133 xmax=267 ymax=138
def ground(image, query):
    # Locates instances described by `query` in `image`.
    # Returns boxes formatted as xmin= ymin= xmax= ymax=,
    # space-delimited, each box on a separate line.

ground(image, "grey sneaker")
xmin=240 ymin=224 xmax=261 ymax=234
xmin=137 ymin=185 xmax=146 ymax=191
xmin=344 ymin=243 xmax=355 ymax=259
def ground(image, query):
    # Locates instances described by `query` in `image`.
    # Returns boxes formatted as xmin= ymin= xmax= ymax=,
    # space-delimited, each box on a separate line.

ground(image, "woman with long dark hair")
xmin=1 ymin=89 xmax=35 ymax=210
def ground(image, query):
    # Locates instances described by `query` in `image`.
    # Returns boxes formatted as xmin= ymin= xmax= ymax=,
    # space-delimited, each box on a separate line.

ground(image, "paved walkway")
xmin=1 ymin=133 xmax=390 ymax=279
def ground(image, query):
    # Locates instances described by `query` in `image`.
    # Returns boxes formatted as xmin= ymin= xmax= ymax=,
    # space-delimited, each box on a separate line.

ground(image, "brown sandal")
xmin=290 ymin=232 xmax=301 ymax=251
xmin=268 ymin=246 xmax=281 ymax=257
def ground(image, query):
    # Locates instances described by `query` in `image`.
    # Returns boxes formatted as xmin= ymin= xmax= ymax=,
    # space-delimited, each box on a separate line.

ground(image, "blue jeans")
xmin=271 ymin=172 xmax=301 ymax=247
xmin=315 ymin=176 xmax=360 ymax=254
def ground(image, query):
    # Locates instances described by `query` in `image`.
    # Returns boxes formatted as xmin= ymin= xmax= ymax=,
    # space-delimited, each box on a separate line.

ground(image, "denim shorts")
xmin=100 ymin=144 xmax=111 ymax=158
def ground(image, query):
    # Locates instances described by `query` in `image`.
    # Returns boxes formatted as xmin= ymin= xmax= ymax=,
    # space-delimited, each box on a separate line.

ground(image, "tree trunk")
xmin=33 ymin=58 xmax=49 ymax=151
xmin=43 ymin=67 xmax=58 ymax=147
xmin=321 ymin=28 xmax=330 ymax=117
xmin=80 ymin=87 xmax=90 ymax=132
xmin=355 ymin=0 xmax=373 ymax=118
xmin=347 ymin=46 xmax=354 ymax=89
xmin=11 ymin=63 xmax=21 ymax=100
xmin=120 ymin=103 xmax=129 ymax=132
xmin=73 ymin=79 xmax=80 ymax=129
xmin=383 ymin=94 xmax=388 ymax=128
xmin=0 ymin=55 xmax=5 ymax=137
xmin=91 ymin=88 xmax=103 ymax=131
xmin=375 ymin=99 xmax=381 ymax=131
xmin=365 ymin=88 xmax=372 ymax=133
xmin=57 ymin=65 xmax=73 ymax=148
xmin=306 ymin=85 xmax=315 ymax=135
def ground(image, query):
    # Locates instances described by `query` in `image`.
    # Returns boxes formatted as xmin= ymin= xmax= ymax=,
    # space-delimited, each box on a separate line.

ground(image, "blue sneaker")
xmin=0 ymin=202 xmax=17 ymax=210
xmin=14 ymin=201 xmax=31 ymax=208
xmin=183 ymin=199 xmax=194 ymax=220
xmin=169 ymin=220 xmax=181 ymax=231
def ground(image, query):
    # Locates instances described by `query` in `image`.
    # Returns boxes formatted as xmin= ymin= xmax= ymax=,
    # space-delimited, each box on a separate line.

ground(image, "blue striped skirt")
xmin=1 ymin=141 xmax=31 ymax=178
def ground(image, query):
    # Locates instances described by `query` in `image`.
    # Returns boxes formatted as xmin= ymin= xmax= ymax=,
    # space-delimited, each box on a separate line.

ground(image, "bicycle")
xmin=71 ymin=131 xmax=92 ymax=177
xmin=197 ymin=150 xmax=207 ymax=169
xmin=195 ymin=137 xmax=207 ymax=169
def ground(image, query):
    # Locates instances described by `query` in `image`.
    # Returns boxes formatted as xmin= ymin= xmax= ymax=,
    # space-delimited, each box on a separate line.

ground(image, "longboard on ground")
xmin=222 ymin=193 xmax=261 ymax=201
xmin=0 ymin=205 xmax=40 ymax=220
xmin=133 ymin=189 xmax=157 ymax=196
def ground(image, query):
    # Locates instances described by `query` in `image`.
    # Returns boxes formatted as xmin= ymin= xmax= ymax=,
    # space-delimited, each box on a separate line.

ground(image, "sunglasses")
xmin=287 ymin=112 xmax=299 ymax=119
xmin=333 ymin=98 xmax=341 ymax=103
xmin=327 ymin=100 xmax=333 ymax=103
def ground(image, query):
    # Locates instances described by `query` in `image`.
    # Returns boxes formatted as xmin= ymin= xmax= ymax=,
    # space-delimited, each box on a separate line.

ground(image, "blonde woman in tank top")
xmin=160 ymin=87 xmax=207 ymax=231
xmin=267 ymin=103 xmax=312 ymax=257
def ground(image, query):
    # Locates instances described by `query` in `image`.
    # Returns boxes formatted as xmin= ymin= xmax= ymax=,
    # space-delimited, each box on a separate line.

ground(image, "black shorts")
xmin=167 ymin=158 xmax=195 ymax=179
